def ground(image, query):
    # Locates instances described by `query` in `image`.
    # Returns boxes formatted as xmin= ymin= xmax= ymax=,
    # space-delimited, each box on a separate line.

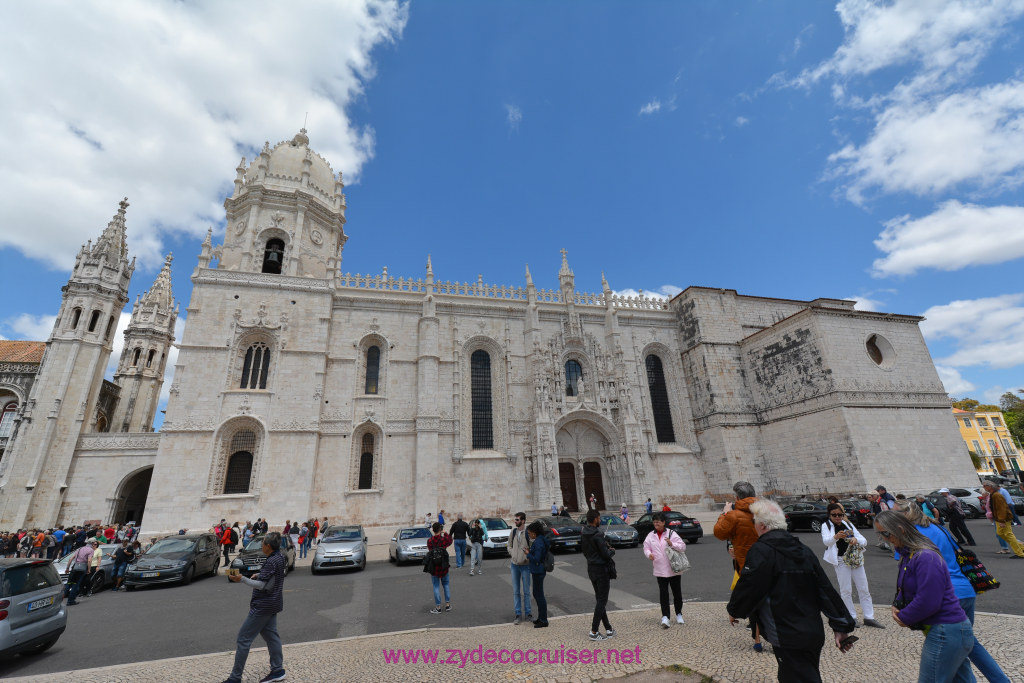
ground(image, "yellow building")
xmin=953 ymin=408 xmax=1022 ymax=475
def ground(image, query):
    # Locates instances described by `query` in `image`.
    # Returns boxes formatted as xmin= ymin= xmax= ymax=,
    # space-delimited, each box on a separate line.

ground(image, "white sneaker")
xmin=660 ymin=616 xmax=670 ymax=629
xmin=469 ymin=570 xmax=474 ymax=576
xmin=676 ymin=614 xmax=685 ymax=625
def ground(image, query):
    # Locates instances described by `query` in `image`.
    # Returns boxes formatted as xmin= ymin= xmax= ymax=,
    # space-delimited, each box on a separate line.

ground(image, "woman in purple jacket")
xmin=874 ymin=511 xmax=975 ymax=683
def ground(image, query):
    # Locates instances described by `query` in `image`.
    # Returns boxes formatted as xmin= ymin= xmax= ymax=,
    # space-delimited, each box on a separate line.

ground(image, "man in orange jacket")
xmin=714 ymin=481 xmax=763 ymax=651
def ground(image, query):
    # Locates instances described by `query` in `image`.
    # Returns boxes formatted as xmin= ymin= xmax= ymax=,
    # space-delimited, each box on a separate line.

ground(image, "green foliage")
xmin=969 ymin=451 xmax=982 ymax=470
xmin=1000 ymin=391 xmax=1022 ymax=412
xmin=952 ymin=398 xmax=1000 ymax=412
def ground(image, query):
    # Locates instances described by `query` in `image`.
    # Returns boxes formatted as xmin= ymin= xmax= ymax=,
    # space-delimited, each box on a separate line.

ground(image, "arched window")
xmin=240 ymin=342 xmax=271 ymax=389
xmin=146 ymin=349 xmax=155 ymax=368
xmin=224 ymin=430 xmax=255 ymax=494
xmin=0 ymin=403 xmax=17 ymax=438
xmin=645 ymin=355 xmax=675 ymax=443
xmin=95 ymin=415 xmax=108 ymax=433
xmin=262 ymin=239 xmax=285 ymax=274
xmin=365 ymin=346 xmax=380 ymax=394
xmin=132 ymin=348 xmax=141 ymax=366
xmin=358 ymin=433 xmax=374 ymax=489
xmin=565 ymin=359 xmax=583 ymax=397
xmin=105 ymin=316 xmax=115 ymax=340
xmin=471 ymin=349 xmax=493 ymax=449
xmin=70 ymin=308 xmax=81 ymax=330
xmin=88 ymin=310 xmax=101 ymax=332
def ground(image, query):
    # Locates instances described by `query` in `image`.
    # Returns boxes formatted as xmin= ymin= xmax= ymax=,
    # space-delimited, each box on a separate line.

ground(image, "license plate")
xmin=27 ymin=596 xmax=54 ymax=612
xmin=681 ymin=522 xmax=693 ymax=527
xmin=142 ymin=572 xmax=159 ymax=578
xmin=247 ymin=566 xmax=260 ymax=571
xmin=564 ymin=541 xmax=577 ymax=546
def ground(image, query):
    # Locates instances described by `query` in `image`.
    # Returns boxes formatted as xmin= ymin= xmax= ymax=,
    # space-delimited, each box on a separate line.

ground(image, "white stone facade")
xmin=0 ymin=131 xmax=980 ymax=535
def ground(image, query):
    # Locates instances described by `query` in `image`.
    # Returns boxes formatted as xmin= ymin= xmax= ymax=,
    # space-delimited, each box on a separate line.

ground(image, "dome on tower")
xmin=243 ymin=129 xmax=339 ymax=202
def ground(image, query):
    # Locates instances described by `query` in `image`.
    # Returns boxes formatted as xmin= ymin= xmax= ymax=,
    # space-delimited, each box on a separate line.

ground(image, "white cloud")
xmin=846 ymin=295 xmax=883 ymax=311
xmin=921 ymin=294 xmax=1024 ymax=369
xmin=103 ymin=313 xmax=135 ymax=381
xmin=735 ymin=116 xmax=750 ymax=127
xmin=872 ymin=200 xmax=1024 ymax=276
xmin=799 ymin=0 xmax=1024 ymax=86
xmin=829 ymin=80 xmax=1024 ymax=202
xmin=160 ymin=317 xmax=187 ymax=404
xmin=0 ymin=2 xmax=408 ymax=271
xmin=639 ymin=99 xmax=661 ymax=116
xmin=982 ymin=384 xmax=1008 ymax=404
xmin=612 ymin=285 xmax=682 ymax=300
xmin=936 ymin=365 xmax=977 ymax=395
xmin=505 ymin=104 xmax=522 ymax=132
xmin=3 ymin=313 xmax=57 ymax=341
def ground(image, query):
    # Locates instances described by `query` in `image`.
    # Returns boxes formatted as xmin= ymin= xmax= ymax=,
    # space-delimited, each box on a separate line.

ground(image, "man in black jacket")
xmin=449 ymin=514 xmax=470 ymax=569
xmin=581 ymin=509 xmax=616 ymax=641
xmin=728 ymin=499 xmax=856 ymax=682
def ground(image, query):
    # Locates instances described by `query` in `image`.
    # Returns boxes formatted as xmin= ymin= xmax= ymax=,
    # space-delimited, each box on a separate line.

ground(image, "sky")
xmin=3 ymin=0 xmax=1024 ymax=425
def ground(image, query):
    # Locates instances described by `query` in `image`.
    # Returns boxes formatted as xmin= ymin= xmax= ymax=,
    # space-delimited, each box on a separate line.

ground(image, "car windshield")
xmin=400 ymin=528 xmax=431 ymax=540
xmin=1008 ymin=486 xmax=1023 ymax=496
xmin=323 ymin=528 xmax=362 ymax=542
xmin=480 ymin=518 xmax=510 ymax=530
xmin=147 ymin=539 xmax=195 ymax=554
xmin=602 ymin=517 xmax=626 ymax=526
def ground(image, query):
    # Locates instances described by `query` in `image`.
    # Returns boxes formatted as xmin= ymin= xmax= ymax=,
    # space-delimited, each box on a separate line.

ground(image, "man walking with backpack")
xmin=507 ymin=511 xmax=533 ymax=625
xmin=426 ymin=522 xmax=452 ymax=613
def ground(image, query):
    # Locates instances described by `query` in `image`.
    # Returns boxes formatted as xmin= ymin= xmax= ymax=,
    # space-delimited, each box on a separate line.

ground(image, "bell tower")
xmin=213 ymin=129 xmax=348 ymax=280
xmin=110 ymin=253 xmax=178 ymax=433
xmin=0 ymin=199 xmax=134 ymax=528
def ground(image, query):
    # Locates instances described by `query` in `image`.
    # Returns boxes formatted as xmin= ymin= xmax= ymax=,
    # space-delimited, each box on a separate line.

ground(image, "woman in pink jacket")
xmin=643 ymin=512 xmax=687 ymax=629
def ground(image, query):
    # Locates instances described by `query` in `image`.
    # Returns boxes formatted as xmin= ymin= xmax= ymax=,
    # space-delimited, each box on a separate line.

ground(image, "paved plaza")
xmin=6 ymin=602 xmax=1023 ymax=682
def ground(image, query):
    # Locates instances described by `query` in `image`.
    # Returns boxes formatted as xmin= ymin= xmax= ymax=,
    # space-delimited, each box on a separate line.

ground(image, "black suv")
xmin=631 ymin=511 xmax=703 ymax=543
xmin=536 ymin=516 xmax=583 ymax=552
xmin=229 ymin=534 xmax=297 ymax=578
xmin=124 ymin=533 xmax=220 ymax=589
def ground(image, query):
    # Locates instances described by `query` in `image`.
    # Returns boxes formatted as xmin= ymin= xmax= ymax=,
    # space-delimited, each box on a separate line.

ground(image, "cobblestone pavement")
xmin=8 ymin=602 xmax=1023 ymax=683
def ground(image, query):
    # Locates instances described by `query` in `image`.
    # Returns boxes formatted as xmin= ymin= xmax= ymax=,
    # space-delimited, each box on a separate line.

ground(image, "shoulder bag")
xmin=937 ymin=524 xmax=999 ymax=594
xmin=663 ymin=529 xmax=690 ymax=573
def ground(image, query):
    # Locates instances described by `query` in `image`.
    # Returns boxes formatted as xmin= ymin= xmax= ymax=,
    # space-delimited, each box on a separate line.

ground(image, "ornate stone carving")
xmin=76 ymin=433 xmax=162 ymax=451
xmin=310 ymin=229 xmax=324 ymax=246
xmin=234 ymin=220 xmax=247 ymax=236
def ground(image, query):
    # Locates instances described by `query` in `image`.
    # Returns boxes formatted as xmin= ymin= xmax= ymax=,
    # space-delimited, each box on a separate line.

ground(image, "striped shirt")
xmin=249 ymin=551 xmax=286 ymax=616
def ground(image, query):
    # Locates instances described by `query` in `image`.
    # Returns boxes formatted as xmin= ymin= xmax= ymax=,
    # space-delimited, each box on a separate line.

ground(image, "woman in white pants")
xmin=821 ymin=503 xmax=885 ymax=629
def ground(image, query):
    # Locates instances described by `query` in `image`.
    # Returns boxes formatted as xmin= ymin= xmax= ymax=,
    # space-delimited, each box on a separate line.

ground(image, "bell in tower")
xmin=262 ymin=239 xmax=285 ymax=274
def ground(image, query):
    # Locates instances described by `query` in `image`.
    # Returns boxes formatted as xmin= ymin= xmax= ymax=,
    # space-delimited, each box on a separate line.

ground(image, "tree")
xmin=951 ymin=398 xmax=1000 ymax=412
xmin=968 ymin=450 xmax=982 ymax=470
xmin=1000 ymin=391 xmax=1023 ymax=412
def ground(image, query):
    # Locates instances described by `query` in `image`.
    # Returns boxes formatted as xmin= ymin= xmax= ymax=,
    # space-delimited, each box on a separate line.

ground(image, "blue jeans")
xmin=532 ymin=572 xmax=547 ymax=622
xmin=918 ymin=620 xmax=975 ymax=683
xmin=227 ymin=612 xmax=283 ymax=683
xmin=959 ymin=597 xmax=1010 ymax=682
xmin=510 ymin=563 xmax=532 ymax=617
xmin=431 ymin=574 xmax=450 ymax=606
xmin=298 ymin=541 xmax=308 ymax=559
xmin=454 ymin=539 xmax=467 ymax=567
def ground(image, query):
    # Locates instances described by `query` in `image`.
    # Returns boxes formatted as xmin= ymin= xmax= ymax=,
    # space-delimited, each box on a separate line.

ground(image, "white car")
xmin=475 ymin=517 xmax=511 ymax=557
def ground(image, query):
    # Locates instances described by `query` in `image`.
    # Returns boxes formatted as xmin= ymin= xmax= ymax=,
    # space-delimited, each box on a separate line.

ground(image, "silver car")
xmin=388 ymin=526 xmax=431 ymax=565
xmin=53 ymin=544 xmax=119 ymax=593
xmin=312 ymin=525 xmax=367 ymax=573
xmin=0 ymin=558 xmax=67 ymax=657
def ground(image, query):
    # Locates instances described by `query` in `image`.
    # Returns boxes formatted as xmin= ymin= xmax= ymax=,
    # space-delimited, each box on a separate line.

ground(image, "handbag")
xmin=937 ymin=525 xmax=999 ymax=594
xmin=664 ymin=530 xmax=690 ymax=574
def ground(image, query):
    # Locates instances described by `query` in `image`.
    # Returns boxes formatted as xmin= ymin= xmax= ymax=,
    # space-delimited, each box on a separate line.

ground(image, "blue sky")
xmin=4 ymin=0 xmax=1024 ymax=422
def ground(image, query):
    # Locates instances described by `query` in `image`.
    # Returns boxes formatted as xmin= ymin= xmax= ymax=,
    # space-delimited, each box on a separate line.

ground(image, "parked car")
xmin=1006 ymin=484 xmax=1024 ymax=514
xmin=229 ymin=534 xmax=297 ymax=579
xmin=925 ymin=488 xmax=985 ymax=518
xmin=575 ymin=515 xmax=639 ymax=547
xmin=535 ymin=516 xmax=583 ymax=552
xmin=837 ymin=499 xmax=873 ymax=528
xmin=52 ymin=544 xmax=119 ymax=594
xmin=0 ymin=558 xmax=67 ymax=658
xmin=475 ymin=517 xmax=512 ymax=556
xmin=631 ymin=511 xmax=703 ymax=543
xmin=124 ymin=533 xmax=220 ymax=590
xmin=389 ymin=526 xmax=431 ymax=565
xmin=311 ymin=525 xmax=366 ymax=574
xmin=783 ymin=502 xmax=830 ymax=532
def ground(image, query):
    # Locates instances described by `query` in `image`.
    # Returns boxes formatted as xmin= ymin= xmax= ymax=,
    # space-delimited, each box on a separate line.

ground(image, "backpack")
xmin=543 ymin=547 xmax=555 ymax=572
xmin=423 ymin=544 xmax=450 ymax=573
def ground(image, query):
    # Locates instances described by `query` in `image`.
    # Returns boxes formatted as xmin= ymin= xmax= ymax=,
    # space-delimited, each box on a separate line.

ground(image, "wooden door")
xmin=583 ymin=462 xmax=606 ymax=511
xmin=559 ymin=462 xmax=579 ymax=511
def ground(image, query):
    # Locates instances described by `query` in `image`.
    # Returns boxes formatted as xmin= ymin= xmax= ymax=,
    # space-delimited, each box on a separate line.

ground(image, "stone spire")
xmin=92 ymin=198 xmax=130 ymax=264
xmin=558 ymin=248 xmax=575 ymax=295
xmin=140 ymin=253 xmax=174 ymax=311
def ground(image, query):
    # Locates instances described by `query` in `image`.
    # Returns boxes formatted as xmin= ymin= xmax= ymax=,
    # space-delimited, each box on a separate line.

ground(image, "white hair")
xmin=749 ymin=499 xmax=787 ymax=532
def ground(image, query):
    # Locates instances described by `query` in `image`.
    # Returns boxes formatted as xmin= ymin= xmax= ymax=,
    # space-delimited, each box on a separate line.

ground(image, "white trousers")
xmin=834 ymin=562 xmax=874 ymax=620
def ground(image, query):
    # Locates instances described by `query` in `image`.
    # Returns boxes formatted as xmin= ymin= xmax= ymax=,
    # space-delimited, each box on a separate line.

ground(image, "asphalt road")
xmin=2 ymin=519 xmax=1021 ymax=678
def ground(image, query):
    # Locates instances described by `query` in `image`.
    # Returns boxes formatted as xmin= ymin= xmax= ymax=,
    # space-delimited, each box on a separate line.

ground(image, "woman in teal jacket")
xmin=526 ymin=521 xmax=549 ymax=628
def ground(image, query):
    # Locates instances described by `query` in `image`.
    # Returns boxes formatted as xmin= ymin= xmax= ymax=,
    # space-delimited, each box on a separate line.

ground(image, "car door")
xmin=196 ymin=536 xmax=215 ymax=573
xmin=794 ymin=503 xmax=813 ymax=529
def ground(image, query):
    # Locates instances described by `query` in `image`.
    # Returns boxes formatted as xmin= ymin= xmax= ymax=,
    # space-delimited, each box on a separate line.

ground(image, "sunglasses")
xmin=829 ymin=513 xmax=845 ymax=517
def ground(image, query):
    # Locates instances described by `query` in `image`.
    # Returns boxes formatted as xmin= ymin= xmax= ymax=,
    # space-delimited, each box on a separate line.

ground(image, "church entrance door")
xmin=559 ymin=462 xmax=579 ymax=511
xmin=114 ymin=467 xmax=153 ymax=525
xmin=583 ymin=462 xmax=606 ymax=511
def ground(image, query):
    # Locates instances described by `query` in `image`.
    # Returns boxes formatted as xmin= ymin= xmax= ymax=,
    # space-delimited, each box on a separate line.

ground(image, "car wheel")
xmin=311 ymin=565 xmax=319 ymax=575
xmin=359 ymin=555 xmax=366 ymax=571
xmin=389 ymin=549 xmax=395 ymax=563
xmin=181 ymin=564 xmax=195 ymax=586
xmin=810 ymin=520 xmax=823 ymax=533
xmin=125 ymin=584 xmax=136 ymax=592
xmin=690 ymin=537 xmax=699 ymax=544
xmin=208 ymin=562 xmax=218 ymax=577
xmin=21 ymin=636 xmax=59 ymax=656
